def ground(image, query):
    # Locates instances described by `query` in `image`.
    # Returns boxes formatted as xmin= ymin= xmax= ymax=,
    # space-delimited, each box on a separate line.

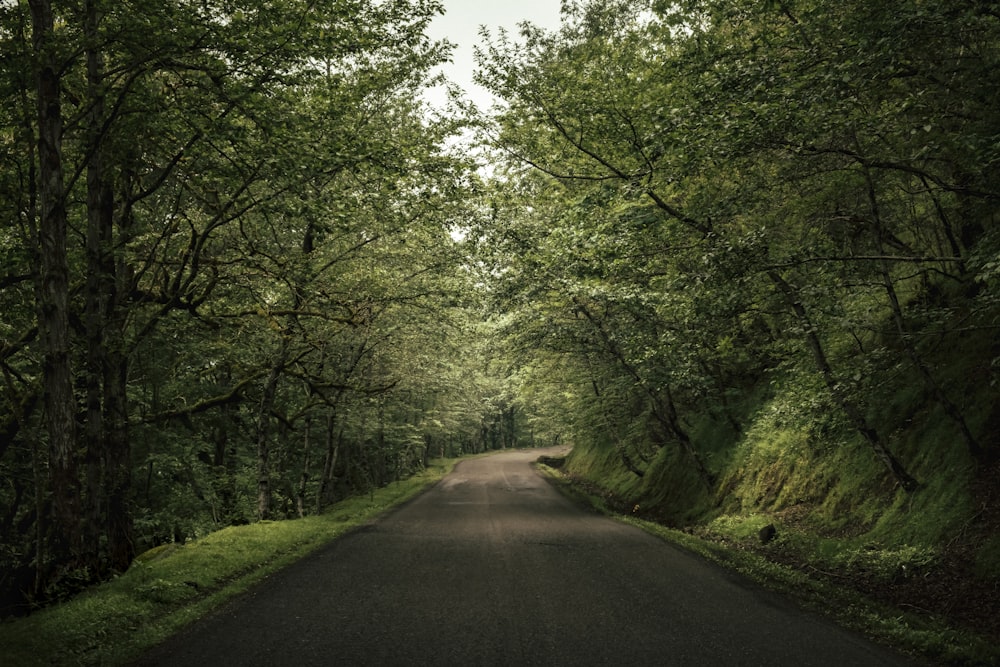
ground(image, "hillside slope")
xmin=560 ymin=323 xmax=1000 ymax=664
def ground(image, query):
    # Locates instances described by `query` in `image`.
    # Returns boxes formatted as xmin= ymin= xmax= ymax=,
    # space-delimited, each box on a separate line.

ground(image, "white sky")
xmin=424 ymin=0 xmax=564 ymax=110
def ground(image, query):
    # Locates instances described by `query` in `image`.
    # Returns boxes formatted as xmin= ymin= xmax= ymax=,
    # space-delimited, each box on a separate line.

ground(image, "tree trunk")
xmin=296 ymin=416 xmax=312 ymax=518
xmin=104 ymin=335 xmax=133 ymax=570
xmin=82 ymin=0 xmax=114 ymax=573
xmin=30 ymin=0 xmax=83 ymax=565
xmin=256 ymin=343 xmax=288 ymax=521
xmin=76 ymin=0 xmax=135 ymax=573
xmin=768 ymin=270 xmax=919 ymax=492
xmin=316 ymin=411 xmax=341 ymax=514
xmin=576 ymin=299 xmax=713 ymax=487
xmin=863 ymin=167 xmax=983 ymax=462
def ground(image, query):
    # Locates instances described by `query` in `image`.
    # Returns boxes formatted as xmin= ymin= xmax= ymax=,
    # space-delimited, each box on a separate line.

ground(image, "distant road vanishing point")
xmin=133 ymin=448 xmax=916 ymax=667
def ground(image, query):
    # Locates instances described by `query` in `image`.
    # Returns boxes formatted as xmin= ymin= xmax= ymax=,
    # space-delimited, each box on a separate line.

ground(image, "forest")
xmin=1 ymin=0 xmax=999 ymax=634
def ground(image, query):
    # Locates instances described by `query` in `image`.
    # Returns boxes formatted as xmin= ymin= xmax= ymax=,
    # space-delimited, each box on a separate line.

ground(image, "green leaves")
xmin=473 ymin=0 xmax=1000 ymax=493
xmin=0 ymin=0 xmax=498 ymax=600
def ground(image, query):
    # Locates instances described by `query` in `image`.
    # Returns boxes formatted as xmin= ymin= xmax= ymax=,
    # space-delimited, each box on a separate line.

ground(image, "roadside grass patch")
xmin=0 ymin=459 xmax=457 ymax=667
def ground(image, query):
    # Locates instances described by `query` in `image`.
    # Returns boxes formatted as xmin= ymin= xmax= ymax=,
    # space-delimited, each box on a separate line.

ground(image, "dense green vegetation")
xmin=474 ymin=1 xmax=999 ymax=512
xmin=0 ymin=0 xmax=513 ymax=613
xmin=0 ymin=459 xmax=456 ymax=666
xmin=2 ymin=0 xmax=999 ymax=661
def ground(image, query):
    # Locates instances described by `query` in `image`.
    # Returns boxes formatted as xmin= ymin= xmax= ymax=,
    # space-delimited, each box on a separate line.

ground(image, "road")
xmin=133 ymin=448 xmax=916 ymax=666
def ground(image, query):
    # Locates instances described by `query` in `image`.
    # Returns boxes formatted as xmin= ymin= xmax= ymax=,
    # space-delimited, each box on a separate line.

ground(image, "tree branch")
xmin=142 ymin=374 xmax=262 ymax=423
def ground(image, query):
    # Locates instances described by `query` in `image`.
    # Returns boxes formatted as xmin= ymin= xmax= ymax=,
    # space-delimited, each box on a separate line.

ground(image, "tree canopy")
xmin=472 ymin=0 xmax=998 ymax=496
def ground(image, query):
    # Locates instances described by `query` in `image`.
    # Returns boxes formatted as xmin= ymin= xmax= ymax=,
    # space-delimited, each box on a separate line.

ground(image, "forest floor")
xmin=542 ymin=456 xmax=1000 ymax=665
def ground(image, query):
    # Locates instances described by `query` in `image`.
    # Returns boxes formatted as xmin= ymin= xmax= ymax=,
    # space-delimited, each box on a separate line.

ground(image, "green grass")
xmin=0 ymin=459 xmax=459 ymax=667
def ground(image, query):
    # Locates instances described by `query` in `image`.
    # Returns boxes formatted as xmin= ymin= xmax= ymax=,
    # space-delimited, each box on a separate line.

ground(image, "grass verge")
xmin=0 ymin=459 xmax=458 ymax=667
xmin=534 ymin=461 xmax=1000 ymax=667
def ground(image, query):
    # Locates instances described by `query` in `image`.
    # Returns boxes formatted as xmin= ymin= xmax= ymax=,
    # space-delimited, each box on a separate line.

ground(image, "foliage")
xmin=0 ymin=0 xmax=524 ymax=613
xmin=472 ymin=0 xmax=1000 ymax=512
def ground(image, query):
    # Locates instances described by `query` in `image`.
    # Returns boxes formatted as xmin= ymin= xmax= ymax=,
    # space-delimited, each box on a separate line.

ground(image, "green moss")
xmin=133 ymin=543 xmax=180 ymax=564
xmin=705 ymin=513 xmax=775 ymax=541
xmin=634 ymin=445 xmax=714 ymax=524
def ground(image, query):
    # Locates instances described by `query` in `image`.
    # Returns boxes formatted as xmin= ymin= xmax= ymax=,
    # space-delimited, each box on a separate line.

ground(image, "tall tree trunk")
xmin=30 ymin=0 xmax=83 ymax=565
xmin=863 ymin=167 xmax=983 ymax=462
xmin=107 ymin=164 xmax=140 ymax=567
xmin=768 ymin=271 xmax=919 ymax=492
xmin=256 ymin=342 xmax=288 ymax=521
xmin=82 ymin=0 xmax=116 ymax=574
xmin=316 ymin=411 xmax=341 ymax=514
xmin=104 ymin=341 xmax=133 ymax=569
xmin=296 ymin=415 xmax=312 ymax=518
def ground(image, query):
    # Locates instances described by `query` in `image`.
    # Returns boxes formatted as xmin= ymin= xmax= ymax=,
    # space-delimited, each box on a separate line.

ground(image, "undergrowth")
xmin=0 ymin=459 xmax=457 ymax=667
xmin=537 ymin=459 xmax=1000 ymax=667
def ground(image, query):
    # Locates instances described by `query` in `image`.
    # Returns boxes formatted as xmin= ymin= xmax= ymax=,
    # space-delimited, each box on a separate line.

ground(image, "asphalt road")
xmin=133 ymin=448 xmax=916 ymax=666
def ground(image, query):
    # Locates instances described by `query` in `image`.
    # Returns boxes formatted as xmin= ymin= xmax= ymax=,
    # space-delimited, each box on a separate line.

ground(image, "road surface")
xmin=133 ymin=448 xmax=916 ymax=666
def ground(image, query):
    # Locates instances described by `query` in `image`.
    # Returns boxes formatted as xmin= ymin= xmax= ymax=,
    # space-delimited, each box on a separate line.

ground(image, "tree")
xmin=1 ymin=0 xmax=497 ymax=608
xmin=473 ymin=0 xmax=999 ymax=497
xmin=27 ymin=0 xmax=84 ymax=569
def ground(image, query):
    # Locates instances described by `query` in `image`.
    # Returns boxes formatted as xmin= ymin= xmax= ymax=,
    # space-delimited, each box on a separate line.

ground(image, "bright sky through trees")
xmin=425 ymin=0 xmax=562 ymax=109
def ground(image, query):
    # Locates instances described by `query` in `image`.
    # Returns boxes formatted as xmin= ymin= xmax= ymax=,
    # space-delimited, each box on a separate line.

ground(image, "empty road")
xmin=134 ymin=448 xmax=916 ymax=666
